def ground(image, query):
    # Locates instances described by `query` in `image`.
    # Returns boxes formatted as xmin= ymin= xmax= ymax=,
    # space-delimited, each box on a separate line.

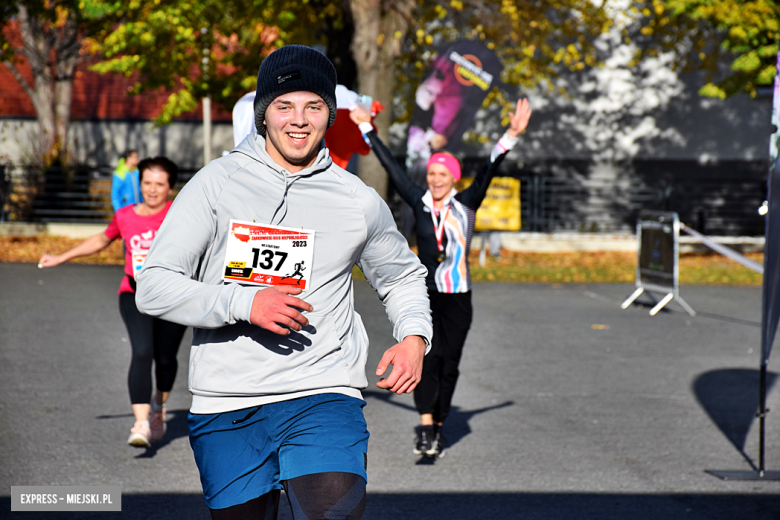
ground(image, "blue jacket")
xmin=111 ymin=159 xmax=142 ymax=211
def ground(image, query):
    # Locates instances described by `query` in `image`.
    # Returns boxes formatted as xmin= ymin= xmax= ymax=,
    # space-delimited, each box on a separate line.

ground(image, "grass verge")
xmin=1 ymin=236 xmax=763 ymax=286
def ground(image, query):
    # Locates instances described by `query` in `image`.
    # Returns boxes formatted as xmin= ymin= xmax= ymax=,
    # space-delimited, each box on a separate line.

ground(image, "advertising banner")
xmin=637 ymin=211 xmax=676 ymax=292
xmin=762 ymin=155 xmax=780 ymax=365
xmin=762 ymin=46 xmax=780 ymax=366
xmin=456 ymin=176 xmax=521 ymax=231
xmin=406 ymin=40 xmax=503 ymax=173
xmin=621 ymin=210 xmax=694 ymax=316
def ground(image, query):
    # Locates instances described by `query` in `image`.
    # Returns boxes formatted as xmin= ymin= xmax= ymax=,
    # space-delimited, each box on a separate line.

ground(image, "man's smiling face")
xmin=263 ymin=91 xmax=329 ymax=172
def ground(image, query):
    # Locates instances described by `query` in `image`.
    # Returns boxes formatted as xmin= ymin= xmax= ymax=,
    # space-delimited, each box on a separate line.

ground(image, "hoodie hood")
xmin=234 ymin=132 xmax=333 ymax=178
xmin=233 ymin=132 xmax=334 ymax=224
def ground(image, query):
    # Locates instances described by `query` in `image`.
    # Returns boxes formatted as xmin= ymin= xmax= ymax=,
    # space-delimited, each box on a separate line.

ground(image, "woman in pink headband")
xmin=351 ymin=98 xmax=532 ymax=459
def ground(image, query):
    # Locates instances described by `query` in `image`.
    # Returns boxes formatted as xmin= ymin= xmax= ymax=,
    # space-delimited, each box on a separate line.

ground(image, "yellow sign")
xmin=228 ymin=261 xmax=247 ymax=268
xmin=455 ymin=177 xmax=521 ymax=231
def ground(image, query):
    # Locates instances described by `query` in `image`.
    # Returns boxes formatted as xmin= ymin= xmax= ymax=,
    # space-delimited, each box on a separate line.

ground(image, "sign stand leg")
xmin=479 ymin=234 xmax=487 ymax=267
xmin=621 ymin=287 xmax=644 ymax=309
xmin=649 ymin=293 xmax=674 ymax=316
xmin=675 ymin=295 xmax=696 ymax=316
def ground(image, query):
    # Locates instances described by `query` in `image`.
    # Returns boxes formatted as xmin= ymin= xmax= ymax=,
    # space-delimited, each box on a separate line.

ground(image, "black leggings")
xmin=208 ymin=472 xmax=366 ymax=520
xmin=118 ymin=292 xmax=186 ymax=405
xmin=413 ymin=291 xmax=473 ymax=424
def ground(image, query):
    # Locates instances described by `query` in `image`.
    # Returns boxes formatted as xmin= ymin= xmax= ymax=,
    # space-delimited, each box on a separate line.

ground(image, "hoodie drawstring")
xmin=270 ymin=171 xmax=306 ymax=226
xmin=270 ymin=171 xmax=290 ymax=225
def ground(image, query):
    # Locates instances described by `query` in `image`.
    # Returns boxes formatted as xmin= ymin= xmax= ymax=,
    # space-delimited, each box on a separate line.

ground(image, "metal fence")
xmin=0 ymin=165 xmax=196 ymax=224
xmin=458 ymin=157 xmax=767 ymax=236
xmin=1 ymin=159 xmax=770 ymax=236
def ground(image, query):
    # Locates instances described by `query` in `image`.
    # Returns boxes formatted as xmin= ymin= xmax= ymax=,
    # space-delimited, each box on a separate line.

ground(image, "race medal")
xmin=430 ymin=204 xmax=450 ymax=265
xmin=223 ymin=220 xmax=315 ymax=291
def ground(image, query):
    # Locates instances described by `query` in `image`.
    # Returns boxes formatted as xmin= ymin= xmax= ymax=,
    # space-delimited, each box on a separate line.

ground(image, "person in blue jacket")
xmin=111 ymin=150 xmax=142 ymax=211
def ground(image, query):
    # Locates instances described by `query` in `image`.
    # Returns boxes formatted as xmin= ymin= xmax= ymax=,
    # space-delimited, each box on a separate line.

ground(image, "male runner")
xmin=136 ymin=45 xmax=432 ymax=520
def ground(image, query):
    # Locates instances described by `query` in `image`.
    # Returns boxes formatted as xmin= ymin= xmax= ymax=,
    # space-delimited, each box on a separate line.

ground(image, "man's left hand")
xmin=375 ymin=335 xmax=426 ymax=394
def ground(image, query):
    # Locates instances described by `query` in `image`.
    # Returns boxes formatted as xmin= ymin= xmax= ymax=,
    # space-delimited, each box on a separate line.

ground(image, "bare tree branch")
xmin=2 ymin=60 xmax=34 ymax=98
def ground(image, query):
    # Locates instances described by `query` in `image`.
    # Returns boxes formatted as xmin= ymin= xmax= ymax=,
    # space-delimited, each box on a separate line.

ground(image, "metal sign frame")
xmin=621 ymin=210 xmax=695 ymax=316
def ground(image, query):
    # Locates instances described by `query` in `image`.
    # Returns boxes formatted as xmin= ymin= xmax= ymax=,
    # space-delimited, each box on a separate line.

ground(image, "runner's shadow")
xmin=133 ymin=408 xmax=190 ymax=459
xmin=364 ymin=391 xmax=514 ymax=464
xmin=95 ymin=408 xmax=189 ymax=458
xmin=95 ymin=412 xmax=135 ymax=419
xmin=441 ymin=402 xmax=514 ymax=447
xmin=693 ymin=368 xmax=778 ymax=470
xmin=411 ymin=402 xmax=515 ymax=465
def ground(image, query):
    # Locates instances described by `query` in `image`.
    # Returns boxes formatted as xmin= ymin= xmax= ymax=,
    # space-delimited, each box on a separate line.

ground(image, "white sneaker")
xmin=127 ymin=421 xmax=151 ymax=448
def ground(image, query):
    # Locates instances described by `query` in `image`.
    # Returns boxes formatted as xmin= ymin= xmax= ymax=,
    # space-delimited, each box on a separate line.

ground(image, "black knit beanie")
xmin=253 ymin=45 xmax=338 ymax=137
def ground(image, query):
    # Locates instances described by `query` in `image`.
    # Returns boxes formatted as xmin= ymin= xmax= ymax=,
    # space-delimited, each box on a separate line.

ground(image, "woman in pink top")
xmin=39 ymin=157 xmax=186 ymax=448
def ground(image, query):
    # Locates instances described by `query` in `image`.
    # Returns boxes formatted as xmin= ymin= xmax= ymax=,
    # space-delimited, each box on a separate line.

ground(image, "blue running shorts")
xmin=188 ymin=393 xmax=369 ymax=510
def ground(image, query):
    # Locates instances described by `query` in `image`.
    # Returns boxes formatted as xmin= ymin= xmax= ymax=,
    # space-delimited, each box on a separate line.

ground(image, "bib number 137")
xmin=252 ymin=248 xmax=287 ymax=271
xmin=223 ymin=220 xmax=315 ymax=290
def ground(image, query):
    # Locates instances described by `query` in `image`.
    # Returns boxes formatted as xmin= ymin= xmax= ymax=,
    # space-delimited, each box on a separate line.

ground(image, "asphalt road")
xmin=1 ymin=262 xmax=779 ymax=519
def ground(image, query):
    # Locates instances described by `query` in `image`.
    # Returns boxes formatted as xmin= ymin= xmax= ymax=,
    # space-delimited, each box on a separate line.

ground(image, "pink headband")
xmin=427 ymin=153 xmax=461 ymax=182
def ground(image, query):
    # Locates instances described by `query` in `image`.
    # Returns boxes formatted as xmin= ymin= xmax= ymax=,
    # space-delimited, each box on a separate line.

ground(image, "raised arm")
xmin=38 ymin=232 xmax=113 ymax=268
xmin=349 ymin=107 xmax=425 ymax=206
xmin=458 ymin=98 xmax=532 ymax=210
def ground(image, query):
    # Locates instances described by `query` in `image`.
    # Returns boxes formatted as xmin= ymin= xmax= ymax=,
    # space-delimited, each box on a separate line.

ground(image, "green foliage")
xmin=84 ymin=0 xmax=347 ymax=125
xmin=699 ymin=82 xmax=727 ymax=99
xmin=0 ymin=1 xmax=101 ymax=64
xmin=644 ymin=0 xmax=780 ymax=98
xmin=1 ymin=1 xmax=125 ymax=163
xmin=82 ymin=0 xmax=614 ymax=127
xmin=392 ymin=0 xmax=613 ymax=124
xmin=7 ymin=0 xmax=613 ymax=131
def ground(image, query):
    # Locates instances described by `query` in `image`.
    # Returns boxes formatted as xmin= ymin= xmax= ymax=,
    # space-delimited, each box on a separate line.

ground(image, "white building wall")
xmin=0 ymin=119 xmax=234 ymax=170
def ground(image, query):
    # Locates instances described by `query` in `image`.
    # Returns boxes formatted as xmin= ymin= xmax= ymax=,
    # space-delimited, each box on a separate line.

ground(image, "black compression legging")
xmin=118 ymin=292 xmax=186 ymax=405
xmin=413 ymin=290 xmax=473 ymax=424
xmin=208 ymin=472 xmax=366 ymax=520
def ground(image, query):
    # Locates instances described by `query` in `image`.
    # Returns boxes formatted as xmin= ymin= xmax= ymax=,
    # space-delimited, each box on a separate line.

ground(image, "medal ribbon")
xmin=430 ymin=204 xmax=450 ymax=254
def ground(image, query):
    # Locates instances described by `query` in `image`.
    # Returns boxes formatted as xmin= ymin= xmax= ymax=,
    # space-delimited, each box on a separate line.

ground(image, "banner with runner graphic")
xmin=223 ymin=220 xmax=315 ymax=290
xmin=406 ymin=40 xmax=504 ymax=172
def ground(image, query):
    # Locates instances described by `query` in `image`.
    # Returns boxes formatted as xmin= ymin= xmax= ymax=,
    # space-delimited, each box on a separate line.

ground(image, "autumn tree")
xmin=0 ymin=1 xmax=108 ymax=164
xmin=85 ymin=0 xmax=354 ymax=125
xmin=641 ymin=0 xmax=780 ymax=98
xmin=86 ymin=0 xmax=612 ymax=196
xmin=350 ymin=0 xmax=612 ymax=196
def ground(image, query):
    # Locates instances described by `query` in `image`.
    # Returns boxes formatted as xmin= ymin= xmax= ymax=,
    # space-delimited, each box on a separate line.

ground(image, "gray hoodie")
xmin=135 ymin=134 xmax=432 ymax=414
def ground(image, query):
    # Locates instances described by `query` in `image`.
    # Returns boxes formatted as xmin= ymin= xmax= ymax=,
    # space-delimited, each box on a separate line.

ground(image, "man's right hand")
xmin=250 ymin=286 xmax=314 ymax=335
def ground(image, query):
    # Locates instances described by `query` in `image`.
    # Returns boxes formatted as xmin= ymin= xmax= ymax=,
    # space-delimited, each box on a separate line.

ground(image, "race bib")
xmin=223 ymin=220 xmax=315 ymax=291
xmin=131 ymin=251 xmax=147 ymax=280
